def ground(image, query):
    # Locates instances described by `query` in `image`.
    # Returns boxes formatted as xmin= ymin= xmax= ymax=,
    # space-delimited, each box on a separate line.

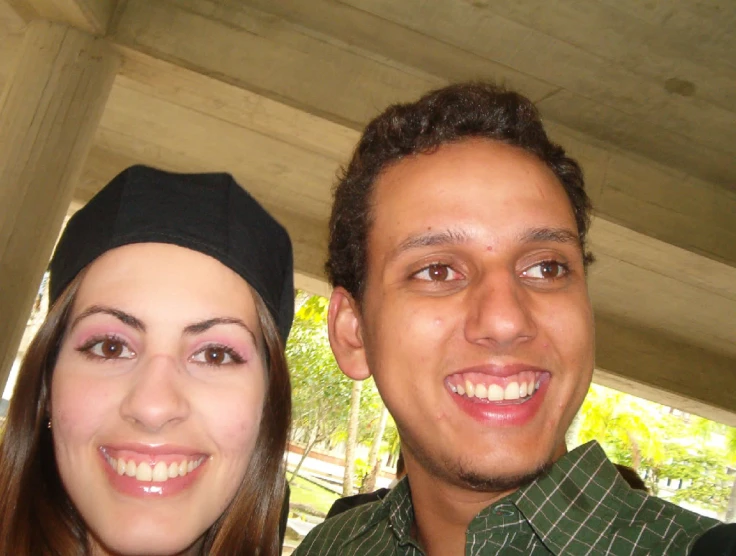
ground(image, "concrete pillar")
xmin=0 ymin=19 xmax=120 ymax=393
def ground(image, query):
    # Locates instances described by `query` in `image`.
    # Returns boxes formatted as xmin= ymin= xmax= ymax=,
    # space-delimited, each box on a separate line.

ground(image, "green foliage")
xmin=357 ymin=379 xmax=386 ymax=445
xmin=659 ymin=446 xmax=733 ymax=509
xmin=577 ymin=385 xmax=669 ymax=470
xmin=576 ymin=384 xmax=735 ymax=516
xmin=287 ymin=294 xmax=354 ymax=447
xmin=353 ymin=458 xmax=371 ymax=488
xmin=727 ymin=427 xmax=736 ymax=463
xmin=287 ymin=292 xmax=401 ymax=490
xmin=381 ymin=414 xmax=400 ymax=460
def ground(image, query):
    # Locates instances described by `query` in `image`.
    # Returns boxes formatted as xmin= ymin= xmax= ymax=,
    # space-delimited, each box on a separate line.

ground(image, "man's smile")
xmin=446 ymin=365 xmax=545 ymax=403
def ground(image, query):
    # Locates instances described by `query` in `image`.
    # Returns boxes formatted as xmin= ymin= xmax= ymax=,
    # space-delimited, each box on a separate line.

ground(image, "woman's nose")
xmin=119 ymin=354 xmax=190 ymax=432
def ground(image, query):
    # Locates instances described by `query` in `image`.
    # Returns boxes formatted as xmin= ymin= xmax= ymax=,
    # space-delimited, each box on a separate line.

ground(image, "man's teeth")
xmin=451 ymin=378 xmax=540 ymax=401
xmin=105 ymin=454 xmax=204 ymax=482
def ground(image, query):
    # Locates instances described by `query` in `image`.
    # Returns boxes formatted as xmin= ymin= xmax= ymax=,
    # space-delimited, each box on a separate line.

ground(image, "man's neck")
xmin=407 ymin=468 xmax=516 ymax=556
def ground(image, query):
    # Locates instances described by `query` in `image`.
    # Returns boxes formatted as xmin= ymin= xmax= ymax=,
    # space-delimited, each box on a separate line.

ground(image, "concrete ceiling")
xmin=1 ymin=0 xmax=735 ymax=424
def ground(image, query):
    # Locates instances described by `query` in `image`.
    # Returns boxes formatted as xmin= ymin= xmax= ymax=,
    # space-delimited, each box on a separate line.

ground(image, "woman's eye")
xmin=191 ymin=346 xmax=244 ymax=366
xmin=413 ymin=263 xmax=463 ymax=282
xmin=81 ymin=337 xmax=135 ymax=360
xmin=523 ymin=260 xmax=568 ymax=280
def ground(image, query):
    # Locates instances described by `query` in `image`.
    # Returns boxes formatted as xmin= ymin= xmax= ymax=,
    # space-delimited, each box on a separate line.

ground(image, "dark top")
xmin=294 ymin=441 xmax=719 ymax=555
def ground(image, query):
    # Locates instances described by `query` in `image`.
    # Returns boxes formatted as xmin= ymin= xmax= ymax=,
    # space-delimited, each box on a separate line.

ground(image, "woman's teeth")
xmin=104 ymin=453 xmax=205 ymax=482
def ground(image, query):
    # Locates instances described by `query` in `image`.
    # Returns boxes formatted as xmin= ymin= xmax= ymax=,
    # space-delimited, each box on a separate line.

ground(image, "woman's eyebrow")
xmin=70 ymin=305 xmax=145 ymax=332
xmin=183 ymin=317 xmax=256 ymax=343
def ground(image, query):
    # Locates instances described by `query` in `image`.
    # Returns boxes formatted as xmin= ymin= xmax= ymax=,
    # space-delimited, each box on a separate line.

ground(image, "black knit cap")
xmin=49 ymin=165 xmax=294 ymax=342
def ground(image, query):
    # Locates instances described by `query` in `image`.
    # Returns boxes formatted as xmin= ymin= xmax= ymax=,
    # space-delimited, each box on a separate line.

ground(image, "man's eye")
xmin=413 ymin=263 xmax=463 ymax=282
xmin=190 ymin=346 xmax=244 ymax=366
xmin=522 ymin=261 xmax=568 ymax=280
xmin=81 ymin=337 xmax=135 ymax=360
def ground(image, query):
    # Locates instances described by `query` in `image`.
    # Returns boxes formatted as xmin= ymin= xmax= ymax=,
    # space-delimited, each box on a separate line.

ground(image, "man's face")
xmin=330 ymin=138 xmax=594 ymax=492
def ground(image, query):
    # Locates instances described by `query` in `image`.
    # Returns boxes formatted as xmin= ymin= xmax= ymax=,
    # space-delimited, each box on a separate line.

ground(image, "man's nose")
xmin=119 ymin=354 xmax=190 ymax=432
xmin=464 ymin=271 xmax=537 ymax=349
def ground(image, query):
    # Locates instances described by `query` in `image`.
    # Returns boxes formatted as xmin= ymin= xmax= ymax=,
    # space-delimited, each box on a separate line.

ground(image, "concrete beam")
xmin=595 ymin=314 xmax=736 ymax=427
xmin=266 ymin=205 xmax=328 ymax=286
xmin=5 ymin=0 xmax=117 ymax=35
xmin=0 ymin=20 xmax=119 ymax=392
xmin=587 ymin=218 xmax=736 ymax=360
xmin=548 ymin=123 xmax=736 ymax=268
xmin=105 ymin=1 xmax=736 ymax=270
xmin=110 ymin=0 xmax=441 ymax=130
xmin=338 ymin=0 xmax=736 ymax=189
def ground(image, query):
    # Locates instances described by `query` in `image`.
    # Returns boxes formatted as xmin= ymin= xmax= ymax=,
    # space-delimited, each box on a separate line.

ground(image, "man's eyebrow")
xmin=70 ymin=305 xmax=146 ymax=332
xmin=518 ymin=227 xmax=581 ymax=246
xmin=183 ymin=317 xmax=256 ymax=343
xmin=393 ymin=229 xmax=471 ymax=257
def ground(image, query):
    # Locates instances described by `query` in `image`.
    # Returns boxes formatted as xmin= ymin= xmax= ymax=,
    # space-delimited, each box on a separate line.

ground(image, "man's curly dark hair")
xmin=326 ymin=82 xmax=593 ymax=303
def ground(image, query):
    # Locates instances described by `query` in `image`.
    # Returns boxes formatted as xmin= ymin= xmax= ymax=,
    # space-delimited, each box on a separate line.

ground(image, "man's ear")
xmin=328 ymin=287 xmax=372 ymax=380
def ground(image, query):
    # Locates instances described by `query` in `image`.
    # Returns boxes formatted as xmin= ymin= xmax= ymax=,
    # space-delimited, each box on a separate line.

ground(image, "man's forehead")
xmin=383 ymin=226 xmax=582 ymax=264
xmin=370 ymin=139 xmax=566 ymax=204
xmin=364 ymin=138 xmax=579 ymax=257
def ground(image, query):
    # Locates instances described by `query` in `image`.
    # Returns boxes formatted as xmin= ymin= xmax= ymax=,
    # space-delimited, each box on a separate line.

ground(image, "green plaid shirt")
xmin=294 ymin=442 xmax=719 ymax=555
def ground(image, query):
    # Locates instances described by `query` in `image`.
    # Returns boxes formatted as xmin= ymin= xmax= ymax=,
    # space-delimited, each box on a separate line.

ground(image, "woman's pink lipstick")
xmin=99 ymin=445 xmax=209 ymax=498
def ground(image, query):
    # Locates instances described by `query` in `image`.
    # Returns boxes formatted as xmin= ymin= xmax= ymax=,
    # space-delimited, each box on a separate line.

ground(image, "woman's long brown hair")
xmin=0 ymin=275 xmax=292 ymax=555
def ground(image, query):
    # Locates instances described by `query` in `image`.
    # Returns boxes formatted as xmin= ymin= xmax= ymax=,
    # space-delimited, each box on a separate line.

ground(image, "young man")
xmin=295 ymin=83 xmax=719 ymax=555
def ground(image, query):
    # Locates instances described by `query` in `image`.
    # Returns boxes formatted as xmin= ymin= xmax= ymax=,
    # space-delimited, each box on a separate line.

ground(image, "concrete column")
xmin=0 ymin=19 xmax=120 ymax=393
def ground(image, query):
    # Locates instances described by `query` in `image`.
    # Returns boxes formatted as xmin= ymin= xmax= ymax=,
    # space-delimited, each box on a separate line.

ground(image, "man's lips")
xmin=445 ymin=364 xmax=549 ymax=403
xmin=447 ymin=369 xmax=551 ymax=426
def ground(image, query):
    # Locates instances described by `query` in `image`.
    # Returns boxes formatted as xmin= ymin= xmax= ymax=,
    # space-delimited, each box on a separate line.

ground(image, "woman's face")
xmin=51 ymin=243 xmax=267 ymax=555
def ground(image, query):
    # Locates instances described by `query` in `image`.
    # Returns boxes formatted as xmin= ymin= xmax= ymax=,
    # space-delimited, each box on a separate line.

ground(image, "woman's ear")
xmin=327 ymin=287 xmax=372 ymax=381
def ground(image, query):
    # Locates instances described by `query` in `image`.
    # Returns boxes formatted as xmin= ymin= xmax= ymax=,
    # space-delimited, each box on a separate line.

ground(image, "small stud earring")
xmin=47 ymin=418 xmax=52 ymax=430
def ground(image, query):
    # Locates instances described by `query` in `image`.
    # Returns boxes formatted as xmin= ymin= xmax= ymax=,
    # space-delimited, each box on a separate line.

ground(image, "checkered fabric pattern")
xmin=293 ymin=442 xmax=719 ymax=555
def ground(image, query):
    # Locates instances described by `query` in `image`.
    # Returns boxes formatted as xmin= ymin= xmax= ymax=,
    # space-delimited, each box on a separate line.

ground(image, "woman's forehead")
xmin=74 ymin=243 xmax=260 ymax=328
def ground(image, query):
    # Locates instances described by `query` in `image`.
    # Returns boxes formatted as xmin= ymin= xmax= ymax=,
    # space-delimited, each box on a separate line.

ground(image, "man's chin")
xmin=410 ymin=439 xmax=555 ymax=494
xmin=455 ymin=459 xmax=553 ymax=493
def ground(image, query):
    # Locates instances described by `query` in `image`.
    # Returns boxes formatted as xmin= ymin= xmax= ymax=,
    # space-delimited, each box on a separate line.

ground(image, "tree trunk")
xmin=361 ymin=460 xmax=383 ymax=494
xmin=360 ymin=406 xmax=389 ymax=493
xmin=289 ymin=425 xmax=319 ymax=485
xmin=627 ymin=434 xmax=642 ymax=470
xmin=726 ymin=475 xmax=736 ymax=523
xmin=294 ymin=290 xmax=311 ymax=313
xmin=649 ymin=469 xmax=659 ymax=496
xmin=343 ymin=381 xmax=364 ymax=496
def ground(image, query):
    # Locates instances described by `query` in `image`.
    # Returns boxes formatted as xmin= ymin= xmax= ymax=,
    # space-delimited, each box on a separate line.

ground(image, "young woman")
xmin=0 ymin=165 xmax=294 ymax=555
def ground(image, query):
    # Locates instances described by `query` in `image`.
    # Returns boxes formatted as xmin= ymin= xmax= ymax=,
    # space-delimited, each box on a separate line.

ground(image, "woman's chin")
xmin=89 ymin=524 xmax=204 ymax=556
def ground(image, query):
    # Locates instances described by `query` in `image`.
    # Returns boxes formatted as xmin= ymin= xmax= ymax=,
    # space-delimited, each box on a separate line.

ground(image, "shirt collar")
xmin=385 ymin=477 xmax=420 ymax=547
xmin=337 ymin=476 xmax=418 ymax=549
xmin=338 ymin=441 xmax=627 ymax=552
xmin=511 ymin=441 xmax=630 ymax=553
